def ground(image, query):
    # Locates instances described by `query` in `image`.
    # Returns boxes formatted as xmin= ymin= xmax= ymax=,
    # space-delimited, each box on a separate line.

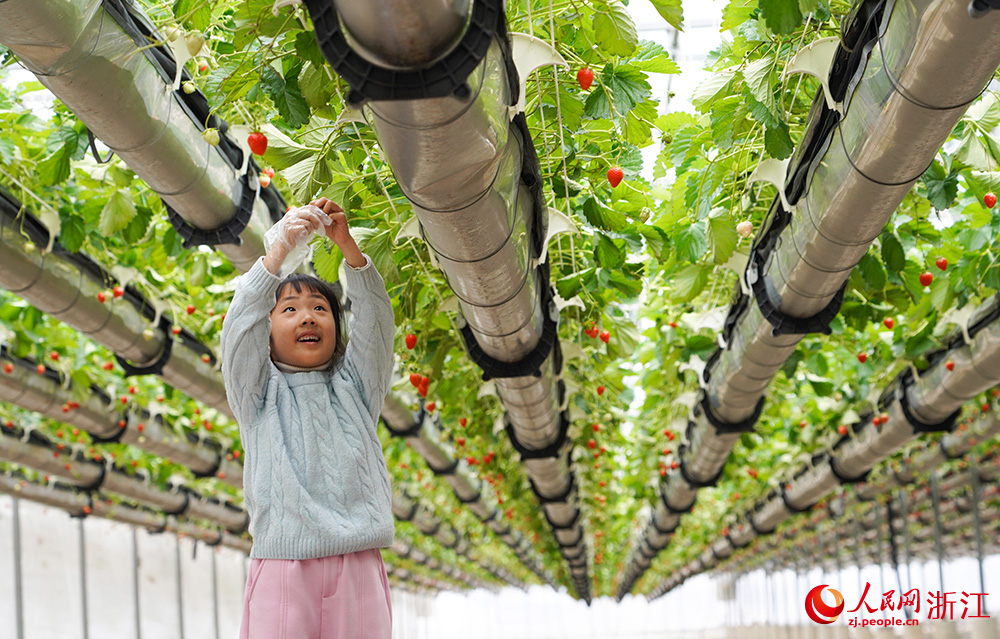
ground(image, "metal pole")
xmin=12 ymin=497 xmax=23 ymax=639
xmin=212 ymin=547 xmax=220 ymax=639
xmin=930 ymin=474 xmax=946 ymax=591
xmin=79 ymin=517 xmax=89 ymax=639
xmin=970 ymin=469 xmax=988 ymax=615
xmin=176 ymin=534 xmax=185 ymax=639
xmin=877 ymin=504 xmax=887 ymax=621
xmin=133 ymin=528 xmax=141 ymax=639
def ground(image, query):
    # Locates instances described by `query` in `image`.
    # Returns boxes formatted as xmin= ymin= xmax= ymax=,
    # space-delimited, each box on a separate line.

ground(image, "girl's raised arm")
xmin=219 ymin=259 xmax=282 ymax=424
xmin=313 ymin=198 xmax=396 ymax=422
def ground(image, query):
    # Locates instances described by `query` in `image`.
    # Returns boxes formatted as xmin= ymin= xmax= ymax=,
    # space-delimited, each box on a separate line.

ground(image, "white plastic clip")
xmin=272 ymin=0 xmax=303 ymax=17
xmin=536 ymin=207 xmax=577 ymax=267
xmin=336 ymin=107 xmax=367 ymax=127
xmin=552 ymin=292 xmax=585 ymax=314
xmin=395 ymin=217 xmax=439 ymax=268
xmin=163 ymin=33 xmax=193 ymax=93
xmin=227 ymin=124 xmax=256 ymax=177
xmin=786 ymin=37 xmax=843 ymax=115
xmin=748 ymin=158 xmax=795 ymax=213
xmin=510 ymin=33 xmax=567 ymax=115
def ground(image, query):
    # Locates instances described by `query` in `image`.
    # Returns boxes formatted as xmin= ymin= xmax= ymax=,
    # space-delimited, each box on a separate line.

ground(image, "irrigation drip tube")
xmin=302 ymin=0 xmax=589 ymax=599
xmin=617 ymin=0 xmax=1000 ymax=599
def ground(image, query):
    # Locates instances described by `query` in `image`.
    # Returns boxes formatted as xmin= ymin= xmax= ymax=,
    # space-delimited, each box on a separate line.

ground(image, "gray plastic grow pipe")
xmin=618 ymin=0 xmax=1000 ymax=596
xmin=390 ymin=489 xmax=523 ymax=588
xmin=0 ymin=348 xmax=244 ymax=487
xmin=0 ymin=189 xmax=233 ymax=417
xmin=381 ymin=393 xmax=553 ymax=584
xmin=390 ymin=537 xmax=493 ymax=591
xmin=0 ymin=472 xmax=252 ymax=554
xmin=308 ymin=1 xmax=588 ymax=595
xmin=656 ymin=407 xmax=1000 ymax=597
xmin=0 ymin=424 xmax=249 ymax=532
xmin=0 ymin=0 xmax=276 ymax=272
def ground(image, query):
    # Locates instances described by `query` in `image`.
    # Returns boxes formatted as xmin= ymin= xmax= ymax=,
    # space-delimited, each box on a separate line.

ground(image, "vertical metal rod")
xmin=887 ymin=497 xmax=910 ymax=620
xmin=176 ymin=534 xmax=185 ymax=639
xmin=930 ymin=474 xmax=946 ymax=591
xmin=970 ymin=469 xmax=987 ymax=614
xmin=900 ymin=490 xmax=912 ymax=591
xmin=133 ymin=528 xmax=141 ymax=639
xmin=79 ymin=517 xmax=90 ymax=639
xmin=12 ymin=497 xmax=24 ymax=639
xmin=212 ymin=547 xmax=220 ymax=639
xmin=877 ymin=504 xmax=887 ymax=620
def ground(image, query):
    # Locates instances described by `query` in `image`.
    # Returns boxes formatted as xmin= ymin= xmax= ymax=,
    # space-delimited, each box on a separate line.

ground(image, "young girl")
xmin=220 ymin=198 xmax=395 ymax=638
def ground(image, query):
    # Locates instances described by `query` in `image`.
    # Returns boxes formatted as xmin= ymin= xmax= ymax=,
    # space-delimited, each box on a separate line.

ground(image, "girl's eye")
xmin=315 ymin=305 xmax=326 ymax=312
xmin=284 ymin=306 xmax=295 ymax=312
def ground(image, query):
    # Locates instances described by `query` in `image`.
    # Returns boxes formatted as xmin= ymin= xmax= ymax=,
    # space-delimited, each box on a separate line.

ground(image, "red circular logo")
xmin=805 ymin=585 xmax=844 ymax=624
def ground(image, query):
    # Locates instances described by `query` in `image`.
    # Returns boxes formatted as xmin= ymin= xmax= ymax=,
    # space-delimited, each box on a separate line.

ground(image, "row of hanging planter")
xmin=297 ymin=0 xmax=591 ymax=598
xmin=0 ymin=0 xmax=570 ymax=591
xmin=650 ymin=404 xmax=1000 ymax=598
xmin=617 ymin=0 xmax=1000 ymax=598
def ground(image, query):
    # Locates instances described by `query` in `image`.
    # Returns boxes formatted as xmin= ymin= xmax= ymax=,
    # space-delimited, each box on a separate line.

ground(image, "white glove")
xmin=263 ymin=205 xmax=332 ymax=277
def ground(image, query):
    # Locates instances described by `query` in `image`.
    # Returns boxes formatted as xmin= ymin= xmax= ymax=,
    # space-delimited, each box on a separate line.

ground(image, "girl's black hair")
xmin=274 ymin=274 xmax=347 ymax=365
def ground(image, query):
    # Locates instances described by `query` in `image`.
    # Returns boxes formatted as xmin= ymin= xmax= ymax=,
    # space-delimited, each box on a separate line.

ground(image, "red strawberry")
xmin=186 ymin=304 xmax=196 ymax=315
xmin=248 ymin=132 xmax=268 ymax=156
xmin=201 ymin=354 xmax=211 ymax=363
xmin=592 ymin=423 xmax=600 ymax=432
xmin=668 ymin=321 xmax=677 ymax=328
xmin=587 ymin=439 xmax=596 ymax=450
xmin=883 ymin=318 xmax=894 ymax=330
xmin=599 ymin=480 xmax=606 ymax=487
xmin=838 ymin=424 xmax=848 ymax=435
xmin=919 ymin=272 xmax=933 ymax=287
xmin=599 ymin=330 xmax=610 ymax=343
xmin=748 ymin=468 xmax=758 ymax=479
xmin=671 ymin=460 xmax=678 ymax=469
xmin=418 ymin=385 xmax=428 ymax=398
xmin=459 ymin=417 xmax=467 ymax=427
xmin=405 ymin=333 xmax=417 ymax=349
xmin=112 ymin=286 xmax=124 ymax=298
xmin=3 ymin=363 xmax=13 ymax=374
xmin=36 ymin=364 xmax=45 ymax=375
xmin=945 ymin=360 xmax=954 ymax=371
xmin=49 ymin=351 xmax=59 ymax=361
xmin=137 ymin=423 xmax=145 ymax=433
xmin=258 ymin=174 xmax=271 ymax=188
xmin=857 ymin=353 xmax=867 ymax=364
xmin=607 ymin=166 xmax=624 ymax=188
xmin=97 ymin=292 xmax=106 ymax=303
xmin=985 ymin=192 xmax=997 ymax=209
xmin=426 ymin=401 xmax=436 ymax=413
xmin=409 ymin=373 xmax=421 ymax=387
xmin=262 ymin=167 xmax=275 ymax=178
xmin=935 ymin=256 xmax=948 ymax=271
xmin=102 ymin=361 xmax=114 ymax=371
xmin=171 ymin=326 xmax=182 ymax=336
xmin=457 ymin=437 xmax=466 ymax=447
xmin=597 ymin=385 xmax=605 ymax=396
xmin=577 ymin=67 xmax=594 ymax=90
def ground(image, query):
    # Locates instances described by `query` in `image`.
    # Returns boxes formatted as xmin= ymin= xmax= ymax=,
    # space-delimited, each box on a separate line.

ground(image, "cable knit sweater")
xmin=220 ymin=255 xmax=395 ymax=559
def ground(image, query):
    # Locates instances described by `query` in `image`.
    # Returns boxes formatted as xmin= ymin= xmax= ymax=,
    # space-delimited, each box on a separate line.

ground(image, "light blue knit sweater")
xmin=220 ymin=255 xmax=395 ymax=559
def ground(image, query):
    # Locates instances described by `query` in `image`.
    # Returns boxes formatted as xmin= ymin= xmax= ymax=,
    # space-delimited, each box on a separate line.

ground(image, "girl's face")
xmin=269 ymin=284 xmax=338 ymax=368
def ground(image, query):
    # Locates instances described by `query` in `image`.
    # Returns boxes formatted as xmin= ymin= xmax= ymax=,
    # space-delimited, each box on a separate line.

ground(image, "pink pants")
xmin=239 ymin=548 xmax=392 ymax=639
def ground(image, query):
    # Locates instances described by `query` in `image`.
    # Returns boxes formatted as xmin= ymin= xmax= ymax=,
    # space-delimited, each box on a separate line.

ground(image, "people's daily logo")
xmin=805 ymin=585 xmax=845 ymax=624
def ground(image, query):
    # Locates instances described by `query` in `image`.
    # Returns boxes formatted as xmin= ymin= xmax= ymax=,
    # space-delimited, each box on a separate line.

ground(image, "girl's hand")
xmin=310 ymin=198 xmax=351 ymax=246
xmin=310 ymin=198 xmax=366 ymax=268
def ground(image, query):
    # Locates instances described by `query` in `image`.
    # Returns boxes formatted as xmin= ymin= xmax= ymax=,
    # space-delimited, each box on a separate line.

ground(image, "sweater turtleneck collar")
xmin=272 ymin=356 xmax=336 ymax=374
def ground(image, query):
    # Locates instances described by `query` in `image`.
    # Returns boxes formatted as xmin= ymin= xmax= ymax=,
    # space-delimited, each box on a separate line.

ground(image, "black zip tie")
xmin=829 ymin=456 xmax=872 ymax=485
xmin=166 ymin=171 xmax=255 ymax=249
xmin=453 ymin=488 xmax=482 ymax=504
xmin=303 ymin=0 xmax=505 ymax=107
xmin=780 ymin=484 xmax=814 ymax=513
xmin=81 ymin=461 xmax=107 ymax=492
xmin=877 ymin=31 xmax=991 ymax=112
xmin=86 ymin=129 xmax=115 ymax=164
xmin=429 ymin=457 xmax=460 ymax=477
xmin=660 ymin=474 xmax=698 ymax=513
xmin=189 ymin=438 xmax=224 ymax=480
xmin=649 ymin=514 xmax=678 ymax=536
xmin=504 ymin=409 xmax=570 ymax=460
xmin=529 ymin=476 xmax=575 ymax=504
xmin=460 ymin=278 xmax=559 ymax=380
xmin=745 ymin=244 xmax=849 ymax=337
xmin=203 ymin=531 xmax=224 ymax=547
xmin=897 ymin=367 xmax=961 ymax=434
xmin=114 ymin=315 xmax=174 ymax=377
